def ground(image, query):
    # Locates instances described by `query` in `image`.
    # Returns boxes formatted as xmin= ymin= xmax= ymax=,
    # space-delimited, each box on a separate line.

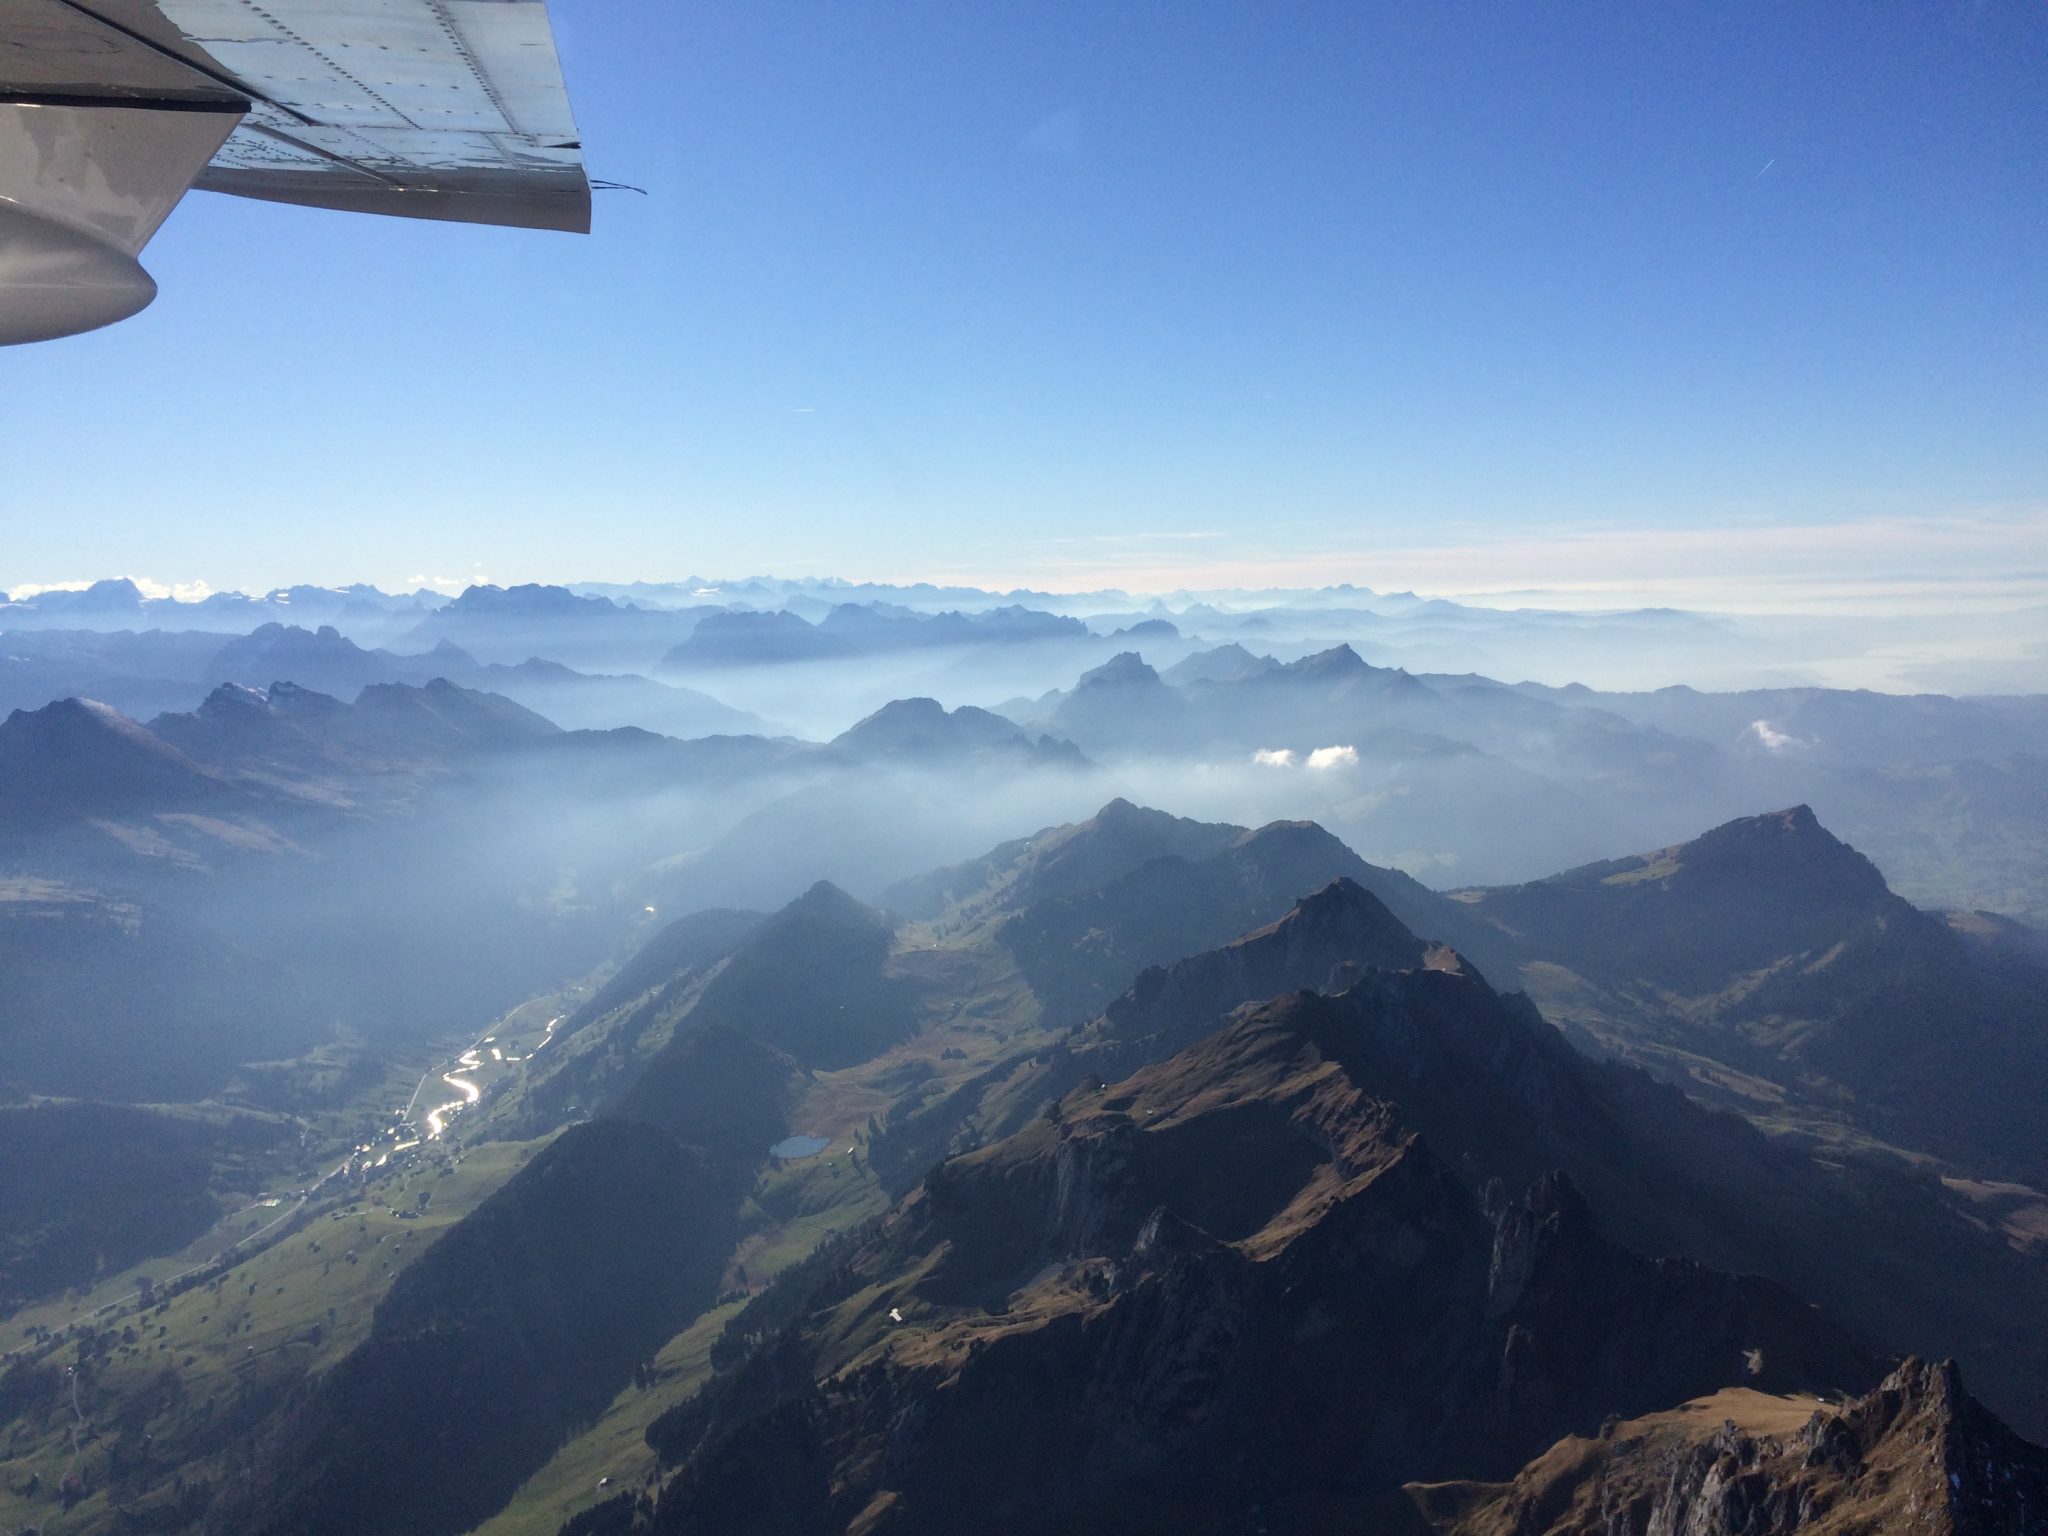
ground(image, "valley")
xmin=1 ymin=583 xmax=2044 ymax=1534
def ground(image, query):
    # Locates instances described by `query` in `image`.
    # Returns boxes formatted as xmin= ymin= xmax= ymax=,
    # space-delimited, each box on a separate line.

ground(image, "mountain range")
xmin=1 ymin=583 xmax=2044 ymax=1536
xmin=0 ymin=780 xmax=2042 ymax=1535
xmin=8 ymin=583 xmax=2047 ymax=920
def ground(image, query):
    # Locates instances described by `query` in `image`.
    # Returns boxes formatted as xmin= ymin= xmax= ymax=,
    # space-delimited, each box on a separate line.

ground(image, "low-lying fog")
xmin=4 ymin=576 xmax=2044 ymax=1105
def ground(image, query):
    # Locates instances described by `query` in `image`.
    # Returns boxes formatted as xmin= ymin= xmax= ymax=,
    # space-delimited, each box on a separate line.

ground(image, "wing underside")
xmin=6 ymin=0 xmax=590 ymax=232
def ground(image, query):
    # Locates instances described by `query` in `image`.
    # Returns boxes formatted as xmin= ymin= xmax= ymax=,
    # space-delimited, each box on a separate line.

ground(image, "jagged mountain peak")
xmin=1075 ymin=650 xmax=1160 ymax=687
xmin=1090 ymin=794 xmax=1155 ymax=826
xmin=1673 ymin=803 xmax=1891 ymax=897
xmin=1082 ymin=881 xmax=1443 ymax=1080
xmin=445 ymin=582 xmax=617 ymax=615
xmin=203 ymin=621 xmax=398 ymax=695
xmin=1266 ymin=643 xmax=1429 ymax=695
xmin=1051 ymin=797 xmax=1236 ymax=858
xmin=0 ymin=696 xmax=228 ymax=818
xmin=1254 ymin=874 xmax=1430 ymax=957
xmin=853 ymin=695 xmax=949 ymax=726
xmin=350 ymin=678 xmax=560 ymax=741
xmin=775 ymin=877 xmax=888 ymax=930
xmin=4 ymin=695 xmax=203 ymax=772
xmin=194 ymin=681 xmax=273 ymax=717
xmin=628 ymin=879 xmax=909 ymax=1073
xmin=833 ymin=697 xmax=1038 ymax=757
xmin=252 ymin=619 xmax=341 ymax=641
xmin=1227 ymin=815 xmax=1353 ymax=859
xmin=150 ymin=682 xmax=302 ymax=760
xmin=646 ymin=965 xmax=1874 ymax=1535
xmin=1162 ymin=641 xmax=1280 ymax=685
xmin=1550 ymin=804 xmax=1887 ymax=898
xmin=1285 ymin=642 xmax=1370 ymax=677
xmin=8 ymin=693 xmax=152 ymax=736
xmin=265 ymin=680 xmax=348 ymax=719
xmin=1413 ymin=1354 xmax=2048 ymax=1536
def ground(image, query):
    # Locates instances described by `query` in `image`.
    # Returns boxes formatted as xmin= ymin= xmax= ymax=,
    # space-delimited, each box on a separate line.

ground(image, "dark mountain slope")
xmin=216 ymin=1118 xmax=740 ymax=1536
xmin=1160 ymin=642 xmax=1280 ymax=685
xmin=1213 ymin=985 xmax=2048 ymax=1443
xmin=470 ymin=657 xmax=769 ymax=738
xmin=864 ymin=891 xmax=2048 ymax=1442
xmin=1460 ymin=806 xmax=2048 ymax=1179
xmin=571 ymin=908 xmax=765 ymax=1036
xmin=616 ymin=882 xmax=913 ymax=1076
xmin=0 ymin=697 xmax=233 ymax=823
xmin=1464 ymin=805 xmax=1895 ymax=986
xmin=997 ymin=816 xmax=1507 ymax=1021
xmin=1080 ymin=875 xmax=1461 ymax=1065
xmin=643 ymin=985 xmax=1872 ymax=1536
xmin=402 ymin=583 xmax=700 ymax=669
xmin=551 ymin=828 xmax=1437 ymax=1180
xmin=149 ymin=681 xmax=328 ymax=770
xmin=867 ymin=876 xmax=1455 ymax=1185
xmin=613 ymin=1024 xmax=805 ymax=1164
xmin=878 ymin=798 xmax=1244 ymax=921
xmin=830 ymin=697 xmax=1083 ymax=767
xmin=882 ymin=799 xmax=1507 ymax=975
xmin=346 ymin=676 xmax=560 ymax=751
xmin=0 ymin=891 xmax=326 ymax=1100
xmin=1048 ymin=651 xmax=1195 ymax=749
xmin=502 ymin=910 xmax=770 ymax=1135
xmin=202 ymin=622 xmax=404 ymax=699
xmin=0 ymin=1103 xmax=283 ymax=1309
xmin=150 ymin=676 xmax=560 ymax=784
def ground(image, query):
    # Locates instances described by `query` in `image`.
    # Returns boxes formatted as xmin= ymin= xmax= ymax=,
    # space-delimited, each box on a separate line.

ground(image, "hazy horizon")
xmin=5 ymin=3 xmax=2042 ymax=641
xmin=9 ymin=562 xmax=2043 ymax=695
xmin=9 ymin=499 xmax=2048 ymax=619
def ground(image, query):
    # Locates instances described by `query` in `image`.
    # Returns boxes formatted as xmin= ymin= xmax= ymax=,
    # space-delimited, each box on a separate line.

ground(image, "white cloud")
xmin=1306 ymin=744 xmax=1359 ymax=771
xmin=1745 ymin=719 xmax=1810 ymax=753
xmin=5 ymin=580 xmax=90 ymax=600
xmin=1251 ymin=747 xmax=1296 ymax=767
xmin=127 ymin=576 xmax=212 ymax=602
xmin=6 ymin=576 xmax=210 ymax=602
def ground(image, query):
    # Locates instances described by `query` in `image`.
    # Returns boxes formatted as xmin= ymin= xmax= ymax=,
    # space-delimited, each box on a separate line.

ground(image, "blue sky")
xmin=3 ymin=0 xmax=2043 ymax=607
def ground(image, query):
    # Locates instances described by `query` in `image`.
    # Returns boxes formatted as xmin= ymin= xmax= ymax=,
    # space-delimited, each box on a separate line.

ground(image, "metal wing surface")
xmin=11 ymin=0 xmax=590 ymax=232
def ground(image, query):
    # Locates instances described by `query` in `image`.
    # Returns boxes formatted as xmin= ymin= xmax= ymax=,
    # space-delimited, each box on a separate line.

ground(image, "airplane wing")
xmin=173 ymin=0 xmax=590 ymax=233
xmin=1 ymin=0 xmax=589 ymax=343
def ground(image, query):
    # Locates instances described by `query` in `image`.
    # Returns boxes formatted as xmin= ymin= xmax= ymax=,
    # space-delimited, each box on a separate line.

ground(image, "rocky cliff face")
xmin=861 ymin=880 xmax=2048 ymax=1446
xmin=1411 ymin=1357 xmax=2048 ymax=1536
xmin=866 ymin=875 xmax=1465 ymax=1186
xmin=640 ymin=978 xmax=1874 ymax=1536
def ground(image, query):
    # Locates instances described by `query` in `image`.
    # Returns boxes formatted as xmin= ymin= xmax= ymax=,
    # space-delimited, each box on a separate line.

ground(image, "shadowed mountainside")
xmin=641 ymin=972 xmax=1877 ymax=1536
xmin=0 ymin=1104 xmax=285 ymax=1309
xmin=1457 ymin=806 xmax=2048 ymax=1180
xmin=215 ymin=1119 xmax=741 ymax=1536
